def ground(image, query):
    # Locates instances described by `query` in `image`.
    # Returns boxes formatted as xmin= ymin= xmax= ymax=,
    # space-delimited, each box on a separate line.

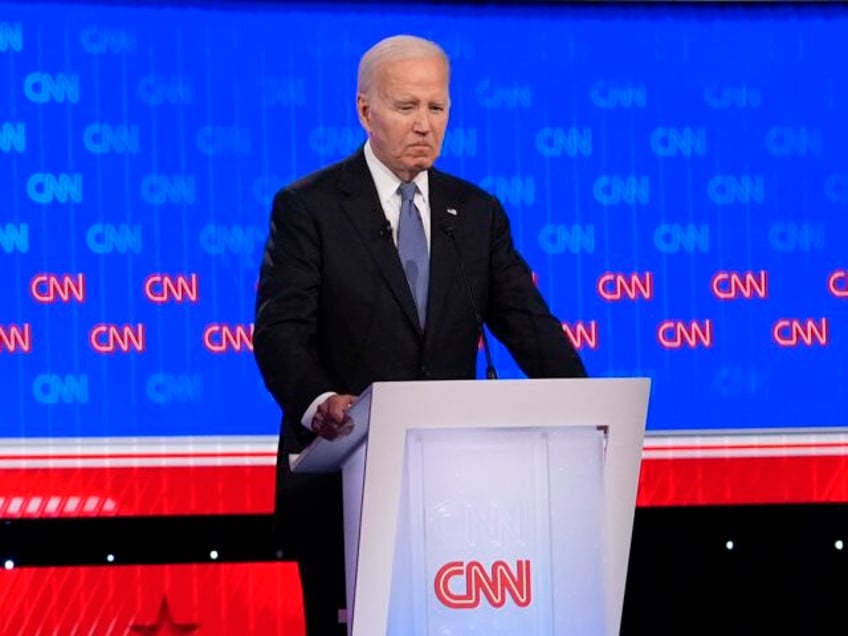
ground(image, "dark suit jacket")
xmin=254 ymin=148 xmax=586 ymax=469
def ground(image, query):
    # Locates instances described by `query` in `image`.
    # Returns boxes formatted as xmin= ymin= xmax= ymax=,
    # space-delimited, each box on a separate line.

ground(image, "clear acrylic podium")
xmin=291 ymin=378 xmax=650 ymax=636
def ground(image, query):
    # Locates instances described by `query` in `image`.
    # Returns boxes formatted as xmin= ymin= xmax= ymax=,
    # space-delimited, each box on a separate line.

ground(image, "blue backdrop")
xmin=0 ymin=1 xmax=846 ymax=438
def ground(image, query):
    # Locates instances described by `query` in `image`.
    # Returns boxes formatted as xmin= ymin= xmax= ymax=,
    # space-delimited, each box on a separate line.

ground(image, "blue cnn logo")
xmin=535 ymin=127 xmax=592 ymax=158
xmin=0 ymin=223 xmax=28 ymax=253
xmin=80 ymin=27 xmax=136 ymax=54
xmin=83 ymin=124 xmax=139 ymax=154
xmin=654 ymin=224 xmax=710 ymax=253
xmin=261 ymin=77 xmax=305 ymax=107
xmin=440 ymin=128 xmax=477 ymax=158
xmin=24 ymin=73 xmax=80 ymax=103
xmin=538 ymin=224 xmax=595 ymax=254
xmin=87 ymin=224 xmax=142 ymax=254
xmin=33 ymin=374 xmax=89 ymax=405
xmin=475 ymin=79 xmax=531 ymax=109
xmin=141 ymin=174 xmax=196 ymax=205
xmin=825 ymin=175 xmax=848 ymax=204
xmin=650 ymin=127 xmax=706 ymax=157
xmin=200 ymin=224 xmax=265 ymax=255
xmin=704 ymin=84 xmax=761 ymax=108
xmin=479 ymin=176 xmax=535 ymax=206
xmin=714 ymin=366 xmax=770 ymax=398
xmin=0 ymin=122 xmax=25 ymax=152
xmin=146 ymin=373 xmax=202 ymax=404
xmin=309 ymin=126 xmax=363 ymax=157
xmin=707 ymin=175 xmax=764 ymax=205
xmin=197 ymin=126 xmax=251 ymax=155
xmin=252 ymin=175 xmax=290 ymax=206
xmin=137 ymin=75 xmax=192 ymax=105
xmin=765 ymin=127 xmax=821 ymax=156
xmin=769 ymin=223 xmax=824 ymax=253
xmin=27 ymin=174 xmax=83 ymax=204
xmin=0 ymin=22 xmax=22 ymax=52
xmin=590 ymin=81 xmax=646 ymax=109
xmin=594 ymin=176 xmax=649 ymax=205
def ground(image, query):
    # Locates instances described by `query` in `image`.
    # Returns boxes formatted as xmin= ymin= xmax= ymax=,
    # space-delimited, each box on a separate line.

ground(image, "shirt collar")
xmin=364 ymin=139 xmax=429 ymax=206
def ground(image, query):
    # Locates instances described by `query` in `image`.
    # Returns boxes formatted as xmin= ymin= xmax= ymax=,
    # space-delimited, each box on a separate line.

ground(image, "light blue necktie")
xmin=397 ymin=182 xmax=429 ymax=328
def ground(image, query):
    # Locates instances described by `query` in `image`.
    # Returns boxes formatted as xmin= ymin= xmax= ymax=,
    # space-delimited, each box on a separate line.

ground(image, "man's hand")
xmin=310 ymin=394 xmax=357 ymax=440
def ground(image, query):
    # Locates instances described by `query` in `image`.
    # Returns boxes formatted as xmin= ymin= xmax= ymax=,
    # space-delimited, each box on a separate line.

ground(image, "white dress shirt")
xmin=363 ymin=139 xmax=432 ymax=252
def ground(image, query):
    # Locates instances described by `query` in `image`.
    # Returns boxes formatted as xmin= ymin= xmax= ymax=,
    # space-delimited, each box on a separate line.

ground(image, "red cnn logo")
xmin=203 ymin=323 xmax=254 ymax=353
xmin=562 ymin=321 xmax=598 ymax=350
xmin=434 ymin=560 xmax=531 ymax=609
xmin=30 ymin=273 xmax=86 ymax=303
xmin=0 ymin=324 xmax=32 ymax=353
xmin=829 ymin=270 xmax=848 ymax=298
xmin=658 ymin=320 xmax=713 ymax=349
xmin=144 ymin=273 xmax=199 ymax=303
xmin=773 ymin=318 xmax=829 ymax=347
xmin=597 ymin=272 xmax=653 ymax=301
xmin=711 ymin=270 xmax=768 ymax=300
xmin=90 ymin=323 xmax=146 ymax=353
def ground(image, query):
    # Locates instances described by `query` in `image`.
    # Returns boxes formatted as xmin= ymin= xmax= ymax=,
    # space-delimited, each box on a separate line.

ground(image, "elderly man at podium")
xmin=254 ymin=33 xmax=586 ymax=635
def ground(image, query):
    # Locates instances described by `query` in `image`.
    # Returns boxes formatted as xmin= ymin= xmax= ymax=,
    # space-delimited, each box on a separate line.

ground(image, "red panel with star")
xmin=0 ymin=562 xmax=305 ymax=635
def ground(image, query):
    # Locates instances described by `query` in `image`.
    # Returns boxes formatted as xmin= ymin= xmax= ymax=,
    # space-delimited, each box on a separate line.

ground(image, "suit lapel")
xmin=338 ymin=151 xmax=422 ymax=334
xmin=425 ymin=170 xmax=460 ymax=344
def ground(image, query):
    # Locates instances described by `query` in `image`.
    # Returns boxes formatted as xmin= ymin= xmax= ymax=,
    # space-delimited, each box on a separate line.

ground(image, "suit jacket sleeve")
xmin=253 ymin=187 xmax=335 ymax=425
xmin=483 ymin=196 xmax=588 ymax=378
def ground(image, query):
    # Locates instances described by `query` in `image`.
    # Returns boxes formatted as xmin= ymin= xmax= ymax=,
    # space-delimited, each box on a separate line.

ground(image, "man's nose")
xmin=412 ymin=107 xmax=432 ymax=133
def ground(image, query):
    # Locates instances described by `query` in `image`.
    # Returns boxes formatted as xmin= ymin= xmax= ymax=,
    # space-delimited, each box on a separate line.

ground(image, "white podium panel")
xmin=387 ymin=427 xmax=606 ymax=635
xmin=291 ymin=378 xmax=650 ymax=636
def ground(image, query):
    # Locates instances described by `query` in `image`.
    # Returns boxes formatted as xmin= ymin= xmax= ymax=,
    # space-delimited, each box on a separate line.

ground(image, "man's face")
xmin=357 ymin=56 xmax=450 ymax=182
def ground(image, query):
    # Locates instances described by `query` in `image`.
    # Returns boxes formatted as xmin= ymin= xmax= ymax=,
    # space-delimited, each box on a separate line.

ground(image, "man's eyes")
xmin=395 ymin=104 xmax=446 ymax=113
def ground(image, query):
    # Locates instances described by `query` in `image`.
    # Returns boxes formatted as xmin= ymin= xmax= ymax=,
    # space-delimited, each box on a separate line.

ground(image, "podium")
xmin=291 ymin=378 xmax=650 ymax=635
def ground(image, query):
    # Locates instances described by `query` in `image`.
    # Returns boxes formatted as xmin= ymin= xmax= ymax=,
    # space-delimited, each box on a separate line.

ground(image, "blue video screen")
xmin=0 ymin=1 xmax=846 ymax=444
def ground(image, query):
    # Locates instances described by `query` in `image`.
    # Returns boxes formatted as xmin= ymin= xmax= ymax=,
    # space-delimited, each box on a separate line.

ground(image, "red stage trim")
xmin=1 ymin=431 xmax=847 ymax=517
xmin=637 ymin=455 xmax=848 ymax=506
xmin=0 ymin=465 xmax=276 ymax=517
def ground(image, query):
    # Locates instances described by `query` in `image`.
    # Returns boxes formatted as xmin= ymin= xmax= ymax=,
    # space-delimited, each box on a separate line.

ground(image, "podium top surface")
xmin=289 ymin=377 xmax=650 ymax=474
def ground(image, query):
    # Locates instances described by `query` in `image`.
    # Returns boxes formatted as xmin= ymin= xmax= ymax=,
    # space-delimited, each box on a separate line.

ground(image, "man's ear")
xmin=356 ymin=94 xmax=371 ymax=132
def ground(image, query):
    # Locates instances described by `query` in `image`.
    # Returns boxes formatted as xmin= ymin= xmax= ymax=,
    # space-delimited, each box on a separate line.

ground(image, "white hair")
xmin=357 ymin=34 xmax=450 ymax=97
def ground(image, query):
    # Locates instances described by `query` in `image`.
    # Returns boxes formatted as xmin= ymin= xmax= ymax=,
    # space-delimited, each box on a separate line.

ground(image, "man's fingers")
xmin=326 ymin=395 xmax=355 ymax=423
xmin=337 ymin=416 xmax=354 ymax=437
xmin=311 ymin=417 xmax=354 ymax=441
xmin=315 ymin=401 xmax=329 ymax=419
xmin=311 ymin=394 xmax=358 ymax=440
xmin=311 ymin=418 xmax=339 ymax=440
xmin=327 ymin=403 xmax=347 ymax=423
